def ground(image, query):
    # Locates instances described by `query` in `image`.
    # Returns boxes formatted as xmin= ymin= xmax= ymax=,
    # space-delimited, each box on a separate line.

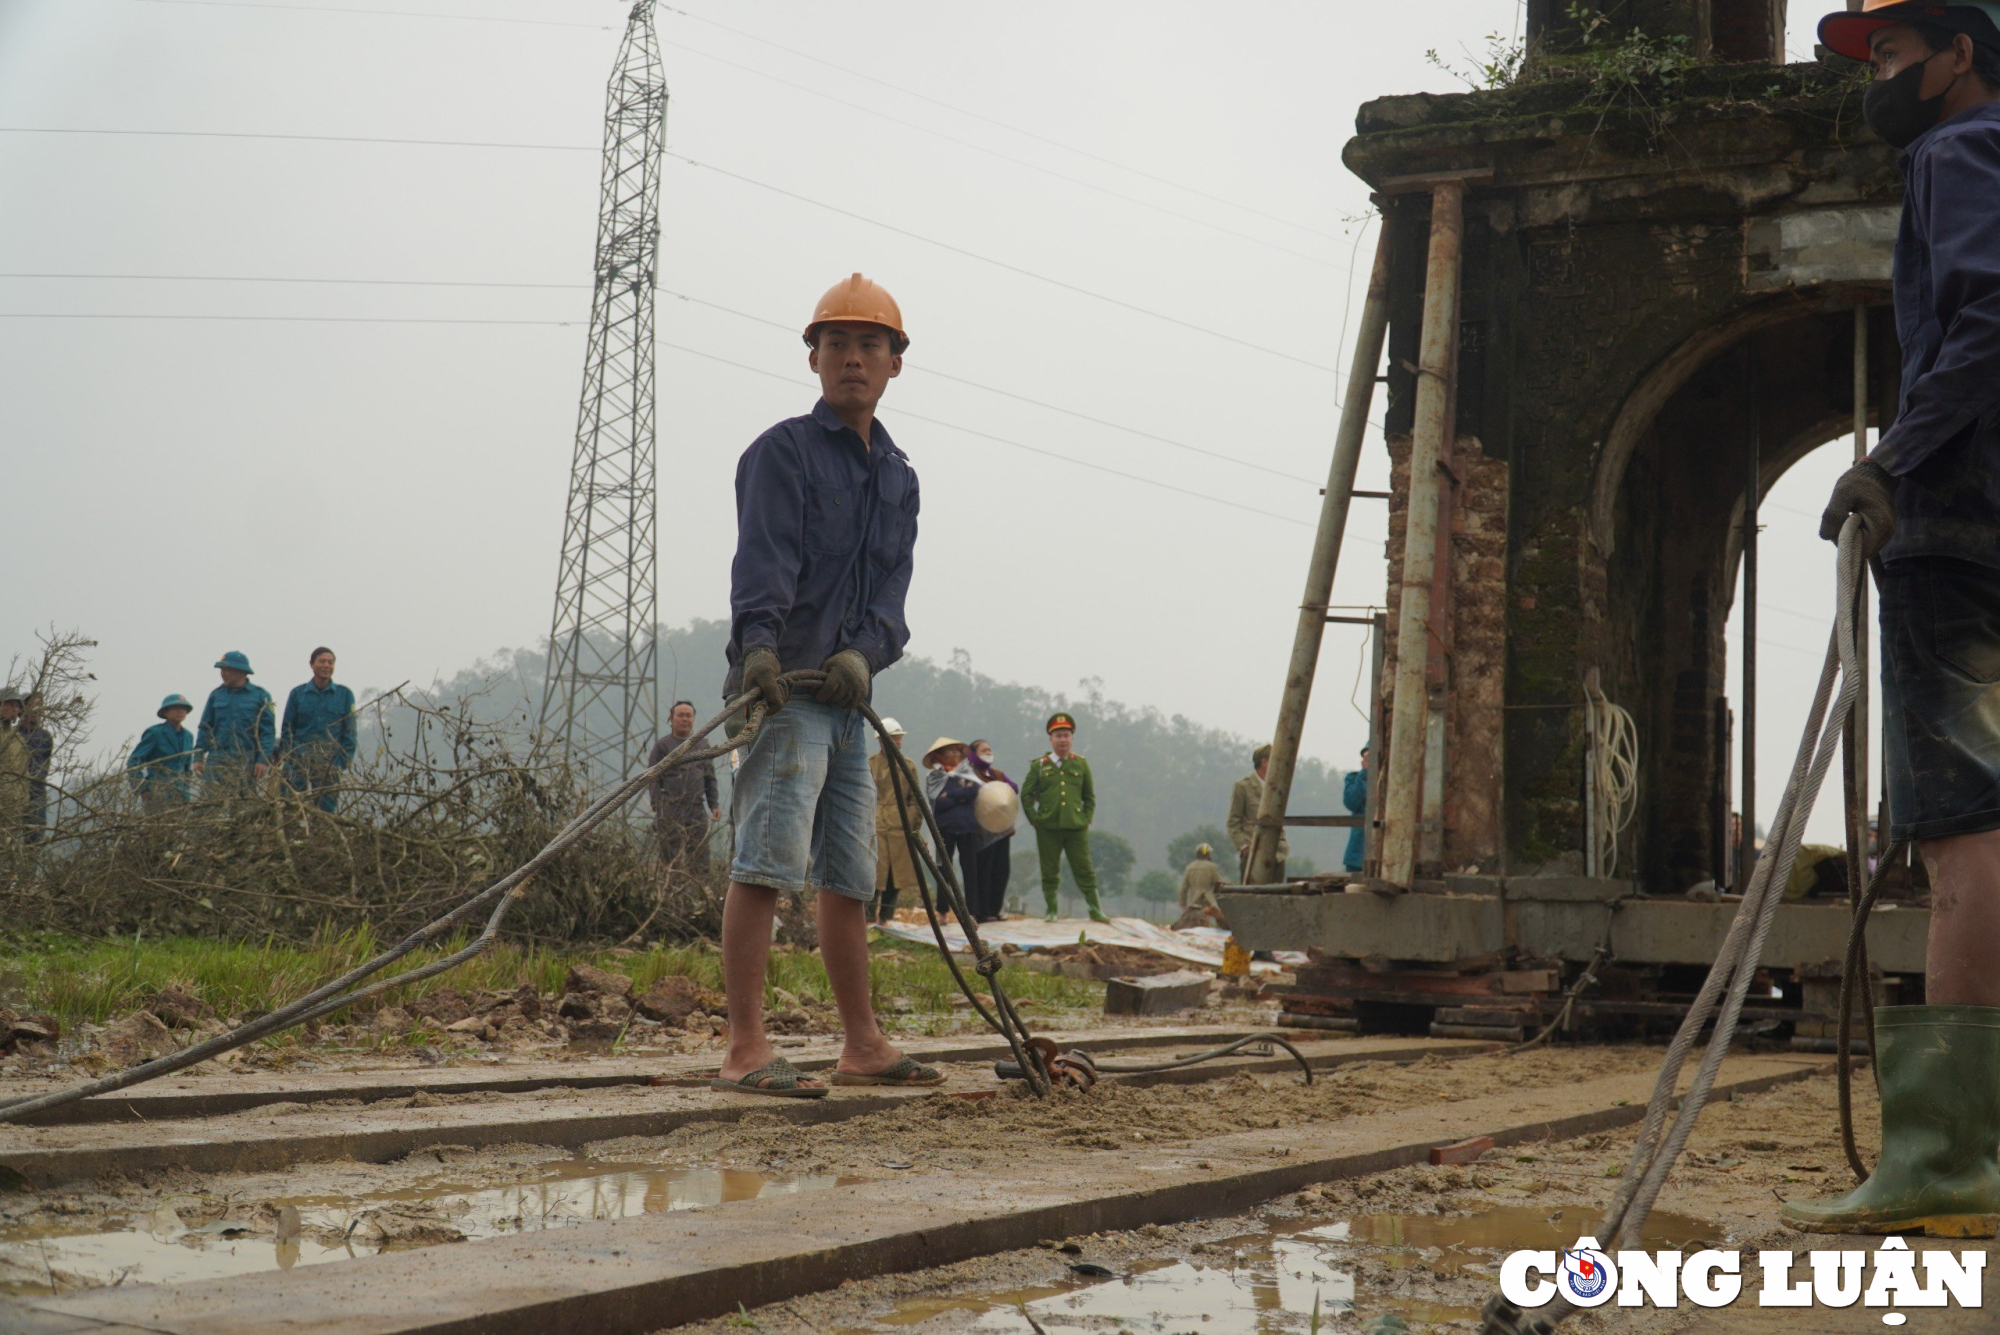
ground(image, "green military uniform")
xmin=1175 ymin=851 xmax=1229 ymax=929
xmin=1226 ymin=768 xmax=1288 ymax=882
xmin=1019 ymin=712 xmax=1103 ymax=920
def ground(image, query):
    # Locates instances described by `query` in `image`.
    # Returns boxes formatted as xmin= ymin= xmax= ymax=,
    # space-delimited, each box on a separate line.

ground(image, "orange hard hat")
xmin=803 ymin=273 xmax=908 ymax=352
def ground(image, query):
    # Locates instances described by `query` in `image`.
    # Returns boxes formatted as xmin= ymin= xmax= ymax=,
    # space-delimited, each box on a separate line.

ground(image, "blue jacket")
xmin=128 ymin=722 xmax=196 ymax=797
xmin=724 ymin=398 xmax=919 ymax=697
xmin=198 ymin=683 xmax=276 ymax=765
xmin=931 ymin=769 xmax=983 ymax=839
xmin=1875 ymin=103 xmax=2000 ymax=568
xmin=280 ymin=680 xmax=357 ymax=768
xmin=1342 ymin=768 xmax=1368 ymax=871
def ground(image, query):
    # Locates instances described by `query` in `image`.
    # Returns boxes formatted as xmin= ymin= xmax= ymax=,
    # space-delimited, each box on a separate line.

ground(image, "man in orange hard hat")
xmin=1788 ymin=1 xmax=2000 ymax=1238
xmin=712 ymin=274 xmax=941 ymax=1097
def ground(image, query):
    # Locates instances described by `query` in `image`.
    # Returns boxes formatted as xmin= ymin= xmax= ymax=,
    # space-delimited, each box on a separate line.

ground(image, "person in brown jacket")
xmin=868 ymin=718 xmax=926 ymax=923
xmin=0 ymin=689 xmax=30 ymax=837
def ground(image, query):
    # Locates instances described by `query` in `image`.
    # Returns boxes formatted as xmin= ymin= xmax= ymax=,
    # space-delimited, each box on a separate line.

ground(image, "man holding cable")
xmin=709 ymin=274 xmax=943 ymax=1098
xmin=1789 ymin=0 xmax=2000 ymax=1236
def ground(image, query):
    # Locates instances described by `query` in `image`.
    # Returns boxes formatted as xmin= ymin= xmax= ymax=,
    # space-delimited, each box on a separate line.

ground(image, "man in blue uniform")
xmin=197 ymin=651 xmax=275 ymax=791
xmin=279 ymin=647 xmax=357 ymax=812
xmin=711 ymin=274 xmax=938 ymax=1097
xmin=129 ymin=694 xmax=198 ymax=806
xmin=1789 ymin=0 xmax=2000 ymax=1237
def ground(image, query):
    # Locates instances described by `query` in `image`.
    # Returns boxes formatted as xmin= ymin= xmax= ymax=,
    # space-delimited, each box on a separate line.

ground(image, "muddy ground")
xmin=1 ymin=1044 xmax=1642 ymax=1296
xmin=1 ymin=1042 xmax=1915 ymax=1332
xmin=658 ymin=1067 xmax=1894 ymax=1334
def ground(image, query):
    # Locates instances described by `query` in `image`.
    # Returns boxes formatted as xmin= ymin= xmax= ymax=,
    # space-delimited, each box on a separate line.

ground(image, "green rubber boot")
xmin=1782 ymin=1005 xmax=2000 ymax=1238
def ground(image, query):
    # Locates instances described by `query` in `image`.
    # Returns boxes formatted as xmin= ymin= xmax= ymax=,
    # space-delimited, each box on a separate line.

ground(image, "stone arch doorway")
xmin=1590 ymin=296 xmax=1897 ymax=894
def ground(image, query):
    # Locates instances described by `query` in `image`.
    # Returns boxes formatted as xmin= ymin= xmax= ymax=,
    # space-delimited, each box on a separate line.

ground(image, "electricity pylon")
xmin=538 ymin=1 xmax=668 ymax=786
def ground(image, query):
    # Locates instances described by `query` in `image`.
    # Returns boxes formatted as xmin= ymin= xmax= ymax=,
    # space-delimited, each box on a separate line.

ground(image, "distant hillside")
xmin=364 ymin=620 xmax=1352 ymax=893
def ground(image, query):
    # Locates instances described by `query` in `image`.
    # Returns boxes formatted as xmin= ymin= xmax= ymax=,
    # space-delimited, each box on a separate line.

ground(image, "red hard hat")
xmin=1819 ymin=0 xmax=2000 ymax=61
xmin=803 ymin=273 xmax=908 ymax=352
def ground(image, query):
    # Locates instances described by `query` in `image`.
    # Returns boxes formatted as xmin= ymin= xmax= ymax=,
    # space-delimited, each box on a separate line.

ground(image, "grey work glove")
xmin=815 ymin=649 xmax=871 ymax=710
xmin=740 ymin=647 xmax=789 ymax=713
xmin=1819 ymin=459 xmax=1897 ymax=558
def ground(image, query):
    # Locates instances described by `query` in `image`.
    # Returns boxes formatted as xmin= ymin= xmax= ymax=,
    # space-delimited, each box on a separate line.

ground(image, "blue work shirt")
xmin=1342 ymin=768 xmax=1368 ymax=871
xmin=198 ymin=683 xmax=276 ymax=765
xmin=1874 ymin=102 xmax=2000 ymax=568
xmin=128 ymin=722 xmax=196 ymax=797
xmin=281 ymin=680 xmax=357 ymax=768
xmin=724 ymin=398 xmax=919 ymax=696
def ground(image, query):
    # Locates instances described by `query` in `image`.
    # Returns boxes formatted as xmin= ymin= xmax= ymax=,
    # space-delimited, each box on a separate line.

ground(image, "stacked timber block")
xmin=1789 ymin=960 xmax=1893 ymax=1053
xmin=1281 ymin=955 xmax=1560 ymax=1042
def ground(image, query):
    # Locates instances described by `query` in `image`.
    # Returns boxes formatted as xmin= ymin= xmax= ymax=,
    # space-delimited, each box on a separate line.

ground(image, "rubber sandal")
xmin=830 ymin=1054 xmax=946 ymax=1087
xmin=707 ymin=1056 xmax=829 ymax=1098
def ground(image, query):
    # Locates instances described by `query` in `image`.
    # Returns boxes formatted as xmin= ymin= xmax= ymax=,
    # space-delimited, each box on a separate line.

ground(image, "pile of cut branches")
xmin=2 ymin=688 xmax=725 ymax=947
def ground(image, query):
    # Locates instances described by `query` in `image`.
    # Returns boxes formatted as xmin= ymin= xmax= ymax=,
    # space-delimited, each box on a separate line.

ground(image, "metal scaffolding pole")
xmin=1245 ymin=224 xmax=1393 ymax=887
xmin=1850 ymin=305 xmax=1871 ymax=862
xmin=538 ymin=1 xmax=669 ymax=788
xmin=1378 ymin=180 xmax=1465 ymax=891
xmin=1739 ymin=348 xmax=1760 ymax=887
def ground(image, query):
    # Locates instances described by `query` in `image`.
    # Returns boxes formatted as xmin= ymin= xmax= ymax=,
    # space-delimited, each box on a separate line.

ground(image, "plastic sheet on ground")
xmin=869 ymin=914 xmax=1304 ymax=975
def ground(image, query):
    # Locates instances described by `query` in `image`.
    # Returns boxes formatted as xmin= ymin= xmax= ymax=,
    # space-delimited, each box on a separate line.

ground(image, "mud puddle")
xmin=0 ymin=1159 xmax=853 ymax=1295
xmin=838 ymin=1203 xmax=1715 ymax=1332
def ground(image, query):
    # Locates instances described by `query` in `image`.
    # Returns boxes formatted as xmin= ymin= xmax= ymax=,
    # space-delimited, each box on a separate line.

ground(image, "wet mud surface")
xmin=0 ymin=1043 xmax=1625 ymax=1296
xmin=660 ymin=1068 xmax=1906 ymax=1334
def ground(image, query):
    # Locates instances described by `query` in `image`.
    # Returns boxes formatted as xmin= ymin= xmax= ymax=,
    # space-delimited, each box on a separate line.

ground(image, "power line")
xmin=659 ymin=4 xmax=1342 ymax=242
xmin=655 ymin=339 xmax=1315 ymax=529
xmin=3 ymin=271 xmax=1360 ymax=479
xmin=661 ymin=38 xmax=1346 ymax=271
xmin=653 ymin=291 xmax=1326 ymax=484
xmin=128 ymin=0 xmax=612 ymax=28
xmin=0 ymin=272 xmax=1336 ymax=482
xmin=664 ymin=152 xmax=1340 ymax=375
xmin=126 ymin=0 xmax=1338 ymax=245
xmin=0 ymin=311 xmax=573 ymax=326
xmin=0 ymin=271 xmax=582 ymax=291
xmin=0 ymin=307 xmax=1315 ymax=526
xmin=0 ymin=126 xmax=1344 ymax=377
xmin=0 ymin=125 xmax=595 ymax=152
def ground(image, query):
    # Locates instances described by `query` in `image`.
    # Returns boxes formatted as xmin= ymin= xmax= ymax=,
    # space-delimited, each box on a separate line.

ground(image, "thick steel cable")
xmin=0 ymin=671 xmax=1057 ymax=1120
xmin=1089 ymin=1032 xmax=1314 ymax=1083
xmin=1481 ymin=518 xmax=1870 ymax=1332
xmin=871 ymin=723 xmax=1049 ymax=1096
xmin=1837 ymin=839 xmax=1901 ymax=1183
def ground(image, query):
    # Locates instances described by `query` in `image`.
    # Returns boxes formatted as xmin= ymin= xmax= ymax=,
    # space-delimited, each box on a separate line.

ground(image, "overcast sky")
xmin=0 ymin=0 xmax=1855 ymax=854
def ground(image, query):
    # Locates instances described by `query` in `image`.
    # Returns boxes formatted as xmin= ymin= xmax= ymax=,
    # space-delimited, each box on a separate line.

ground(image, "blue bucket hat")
xmin=158 ymin=693 xmax=194 ymax=718
xmin=214 ymin=651 xmax=254 ymax=674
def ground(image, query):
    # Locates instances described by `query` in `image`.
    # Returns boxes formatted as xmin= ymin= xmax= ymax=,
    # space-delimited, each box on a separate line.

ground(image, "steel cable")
xmin=1480 ymin=515 xmax=1872 ymax=1333
xmin=2 ymin=663 xmax=1335 ymax=1120
xmin=0 ymin=671 xmax=1061 ymax=1122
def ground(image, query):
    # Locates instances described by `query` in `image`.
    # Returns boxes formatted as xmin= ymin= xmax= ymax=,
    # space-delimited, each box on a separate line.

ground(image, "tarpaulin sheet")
xmin=869 ymin=914 xmax=1302 ymax=975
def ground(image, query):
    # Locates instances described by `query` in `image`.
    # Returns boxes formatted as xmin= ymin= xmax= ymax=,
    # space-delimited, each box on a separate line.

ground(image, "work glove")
xmin=1819 ymin=459 xmax=1897 ymax=559
xmin=739 ymin=647 xmax=789 ymax=713
xmin=815 ymin=649 xmax=871 ymax=710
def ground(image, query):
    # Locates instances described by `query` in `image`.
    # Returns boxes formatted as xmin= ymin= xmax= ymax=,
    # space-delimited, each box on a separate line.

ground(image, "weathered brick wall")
xmin=1381 ymin=434 xmax=1509 ymax=874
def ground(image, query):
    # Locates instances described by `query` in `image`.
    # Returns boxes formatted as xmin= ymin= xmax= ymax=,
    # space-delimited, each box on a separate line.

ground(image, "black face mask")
xmin=1864 ymin=51 xmax=1951 ymax=149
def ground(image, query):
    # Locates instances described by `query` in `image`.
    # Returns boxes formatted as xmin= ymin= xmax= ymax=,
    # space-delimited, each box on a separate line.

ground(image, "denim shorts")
xmin=729 ymin=698 xmax=876 ymax=901
xmin=1879 ymin=557 xmax=2000 ymax=843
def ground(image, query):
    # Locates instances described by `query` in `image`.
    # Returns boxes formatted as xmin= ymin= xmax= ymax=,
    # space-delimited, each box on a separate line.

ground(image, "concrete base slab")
xmin=4 ymin=1054 xmax=1825 ymax=1335
xmin=0 ymin=1025 xmax=1250 ymax=1127
xmin=0 ymin=1037 xmax=1482 ymax=1187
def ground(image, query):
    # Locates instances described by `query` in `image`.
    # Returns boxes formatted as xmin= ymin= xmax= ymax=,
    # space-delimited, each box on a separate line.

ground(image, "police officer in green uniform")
xmin=1020 ymin=712 xmax=1109 ymax=923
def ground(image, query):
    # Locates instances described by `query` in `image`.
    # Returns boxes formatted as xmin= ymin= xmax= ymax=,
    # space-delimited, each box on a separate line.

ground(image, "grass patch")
xmin=0 ymin=930 xmax=1102 ymax=1033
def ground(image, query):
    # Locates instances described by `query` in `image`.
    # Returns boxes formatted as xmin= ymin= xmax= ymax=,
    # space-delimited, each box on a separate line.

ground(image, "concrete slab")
xmin=0 ymin=1025 xmax=1251 ymax=1127
xmin=1223 ymin=887 xmax=1930 ymax=973
xmin=5 ymin=1054 xmax=1826 ymax=1335
xmin=0 ymin=1037 xmax=1482 ymax=1187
